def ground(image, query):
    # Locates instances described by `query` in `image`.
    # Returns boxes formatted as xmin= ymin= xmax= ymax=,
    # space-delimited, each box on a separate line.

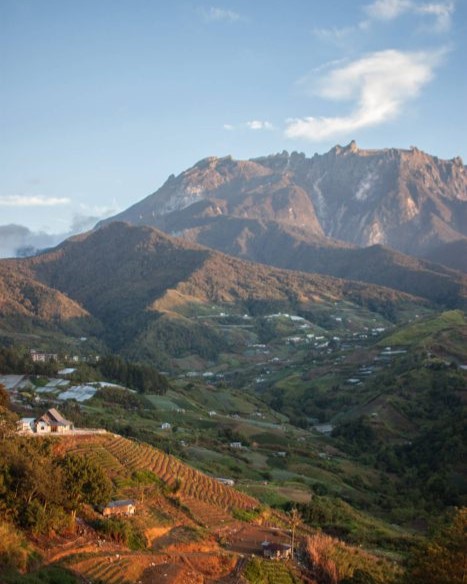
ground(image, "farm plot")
xmin=104 ymin=435 xmax=258 ymax=511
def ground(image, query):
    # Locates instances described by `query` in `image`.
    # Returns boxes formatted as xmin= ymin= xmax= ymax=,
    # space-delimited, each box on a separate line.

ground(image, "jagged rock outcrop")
xmin=103 ymin=142 xmax=467 ymax=261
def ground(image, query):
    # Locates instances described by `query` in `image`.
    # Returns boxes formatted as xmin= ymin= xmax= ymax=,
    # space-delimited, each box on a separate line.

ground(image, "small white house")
xmin=229 ymin=441 xmax=242 ymax=449
xmin=161 ymin=422 xmax=172 ymax=430
xmin=215 ymin=477 xmax=235 ymax=486
xmin=261 ymin=541 xmax=292 ymax=560
xmin=102 ymin=499 xmax=136 ymax=517
xmin=35 ymin=408 xmax=74 ymax=433
xmin=30 ymin=350 xmax=58 ymax=363
xmin=17 ymin=408 xmax=74 ymax=435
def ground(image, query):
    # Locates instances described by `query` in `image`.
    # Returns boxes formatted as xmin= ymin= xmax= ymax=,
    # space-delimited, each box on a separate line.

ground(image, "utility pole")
xmin=289 ymin=507 xmax=301 ymax=558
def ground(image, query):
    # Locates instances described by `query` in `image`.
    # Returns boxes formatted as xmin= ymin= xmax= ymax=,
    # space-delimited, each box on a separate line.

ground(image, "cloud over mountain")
xmin=285 ymin=49 xmax=442 ymax=141
xmin=0 ymin=195 xmax=70 ymax=207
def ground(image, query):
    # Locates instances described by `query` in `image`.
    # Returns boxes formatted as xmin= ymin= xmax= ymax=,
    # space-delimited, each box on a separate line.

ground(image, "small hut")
xmin=261 ymin=541 xmax=292 ymax=560
xmin=102 ymin=500 xmax=136 ymax=517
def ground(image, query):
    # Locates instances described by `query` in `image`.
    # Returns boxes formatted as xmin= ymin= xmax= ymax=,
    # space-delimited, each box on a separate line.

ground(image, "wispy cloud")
xmin=0 ymin=195 xmax=70 ymax=207
xmin=365 ymin=0 xmax=412 ymax=19
xmin=365 ymin=0 xmax=455 ymax=32
xmin=201 ymin=7 xmax=241 ymax=22
xmin=246 ymin=120 xmax=274 ymax=130
xmin=312 ymin=21 xmax=370 ymax=44
xmin=222 ymin=120 xmax=274 ymax=131
xmin=314 ymin=0 xmax=455 ymax=42
xmin=285 ymin=49 xmax=443 ymax=141
xmin=416 ymin=2 xmax=455 ymax=32
xmin=78 ymin=202 xmax=119 ymax=217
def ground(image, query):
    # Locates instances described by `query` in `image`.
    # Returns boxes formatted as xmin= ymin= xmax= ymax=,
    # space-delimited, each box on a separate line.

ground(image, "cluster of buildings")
xmin=30 ymin=348 xmax=99 ymax=364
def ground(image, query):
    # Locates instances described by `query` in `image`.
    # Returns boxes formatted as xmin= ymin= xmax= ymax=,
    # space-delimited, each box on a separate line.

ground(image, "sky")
xmin=0 ymin=0 xmax=466 ymax=254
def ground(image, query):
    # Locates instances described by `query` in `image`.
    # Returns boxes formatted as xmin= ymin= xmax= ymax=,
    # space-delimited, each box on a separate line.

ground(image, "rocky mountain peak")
xmin=102 ymin=144 xmax=467 ymax=261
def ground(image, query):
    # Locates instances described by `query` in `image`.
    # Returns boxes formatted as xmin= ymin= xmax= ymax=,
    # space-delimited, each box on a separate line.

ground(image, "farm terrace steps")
xmin=62 ymin=434 xmax=258 ymax=511
xmin=179 ymin=497 xmax=236 ymax=529
xmin=69 ymin=551 xmax=240 ymax=584
xmin=106 ymin=435 xmax=258 ymax=510
xmin=70 ymin=556 xmax=132 ymax=584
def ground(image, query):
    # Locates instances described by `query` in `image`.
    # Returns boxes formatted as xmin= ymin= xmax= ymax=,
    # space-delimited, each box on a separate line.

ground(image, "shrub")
xmin=305 ymin=532 xmax=397 ymax=584
xmin=232 ymin=507 xmax=261 ymax=522
xmin=92 ymin=518 xmax=146 ymax=550
xmin=0 ymin=522 xmax=30 ymax=572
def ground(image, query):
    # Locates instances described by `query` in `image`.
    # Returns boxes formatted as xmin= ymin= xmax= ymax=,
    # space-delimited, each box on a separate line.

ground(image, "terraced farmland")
xmin=104 ymin=435 xmax=258 ymax=511
xmin=70 ymin=555 xmax=132 ymax=584
xmin=62 ymin=434 xmax=258 ymax=513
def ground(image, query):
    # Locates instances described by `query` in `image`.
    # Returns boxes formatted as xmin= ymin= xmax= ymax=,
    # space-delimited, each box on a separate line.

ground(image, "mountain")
xmin=101 ymin=142 xmax=467 ymax=278
xmin=421 ymin=238 xmax=467 ymax=272
xmin=0 ymin=262 xmax=88 ymax=322
xmin=0 ymin=222 xmax=430 ymax=367
xmin=153 ymin=216 xmax=467 ymax=308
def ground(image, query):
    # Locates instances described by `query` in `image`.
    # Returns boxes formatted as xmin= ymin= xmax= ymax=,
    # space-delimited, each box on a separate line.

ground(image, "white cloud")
xmin=365 ymin=0 xmax=455 ymax=31
xmin=366 ymin=0 xmax=412 ymax=19
xmin=285 ymin=49 xmax=443 ymax=141
xmin=312 ymin=20 xmax=370 ymax=44
xmin=78 ymin=202 xmax=119 ymax=217
xmin=223 ymin=123 xmax=235 ymax=131
xmin=0 ymin=224 xmax=65 ymax=258
xmin=0 ymin=200 xmax=120 ymax=258
xmin=0 ymin=195 xmax=70 ymax=207
xmin=202 ymin=7 xmax=241 ymax=22
xmin=416 ymin=2 xmax=454 ymax=32
xmin=246 ymin=120 xmax=274 ymax=130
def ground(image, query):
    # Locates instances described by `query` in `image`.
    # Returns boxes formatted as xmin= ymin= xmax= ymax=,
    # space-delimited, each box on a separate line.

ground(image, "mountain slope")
xmin=421 ymin=238 xmax=467 ymax=272
xmin=170 ymin=215 xmax=467 ymax=308
xmin=103 ymin=142 xmax=467 ymax=262
xmin=0 ymin=222 xmax=430 ymax=365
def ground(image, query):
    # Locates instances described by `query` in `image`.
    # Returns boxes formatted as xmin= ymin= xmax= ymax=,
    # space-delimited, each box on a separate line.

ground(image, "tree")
xmin=289 ymin=507 xmax=301 ymax=558
xmin=59 ymin=454 xmax=112 ymax=523
xmin=403 ymin=507 xmax=467 ymax=584
xmin=0 ymin=384 xmax=10 ymax=408
xmin=0 ymin=406 xmax=18 ymax=440
xmin=0 ymin=438 xmax=67 ymax=533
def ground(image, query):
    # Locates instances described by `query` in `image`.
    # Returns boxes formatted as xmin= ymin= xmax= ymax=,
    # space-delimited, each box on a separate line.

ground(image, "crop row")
xmin=256 ymin=559 xmax=298 ymax=584
xmin=73 ymin=556 xmax=131 ymax=584
xmin=68 ymin=444 xmax=126 ymax=475
xmin=105 ymin=436 xmax=257 ymax=511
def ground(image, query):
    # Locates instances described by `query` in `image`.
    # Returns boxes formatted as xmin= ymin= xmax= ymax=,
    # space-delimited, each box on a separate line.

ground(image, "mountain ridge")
xmin=102 ymin=142 xmax=467 ymax=256
xmin=98 ymin=144 xmax=467 ymax=298
xmin=0 ymin=221 xmax=433 ymax=366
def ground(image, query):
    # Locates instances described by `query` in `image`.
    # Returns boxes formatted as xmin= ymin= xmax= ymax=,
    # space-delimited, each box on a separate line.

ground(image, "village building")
xmin=229 ymin=441 xmax=242 ymax=449
xmin=57 ymin=368 xmax=77 ymax=376
xmin=17 ymin=408 xmax=74 ymax=434
xmin=161 ymin=422 xmax=171 ymax=430
xmin=0 ymin=374 xmax=26 ymax=392
xmin=35 ymin=408 xmax=74 ymax=433
xmin=30 ymin=350 xmax=58 ymax=363
xmin=261 ymin=541 xmax=292 ymax=560
xmin=102 ymin=500 xmax=136 ymax=517
xmin=215 ymin=477 xmax=235 ymax=486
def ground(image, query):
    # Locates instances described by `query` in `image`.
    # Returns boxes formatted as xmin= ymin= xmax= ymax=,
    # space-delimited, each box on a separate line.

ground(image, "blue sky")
xmin=0 ymin=0 xmax=466 ymax=248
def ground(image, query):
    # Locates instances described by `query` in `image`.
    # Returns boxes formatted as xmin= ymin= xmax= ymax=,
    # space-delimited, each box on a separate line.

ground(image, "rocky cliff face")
xmin=104 ymin=142 xmax=467 ymax=260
